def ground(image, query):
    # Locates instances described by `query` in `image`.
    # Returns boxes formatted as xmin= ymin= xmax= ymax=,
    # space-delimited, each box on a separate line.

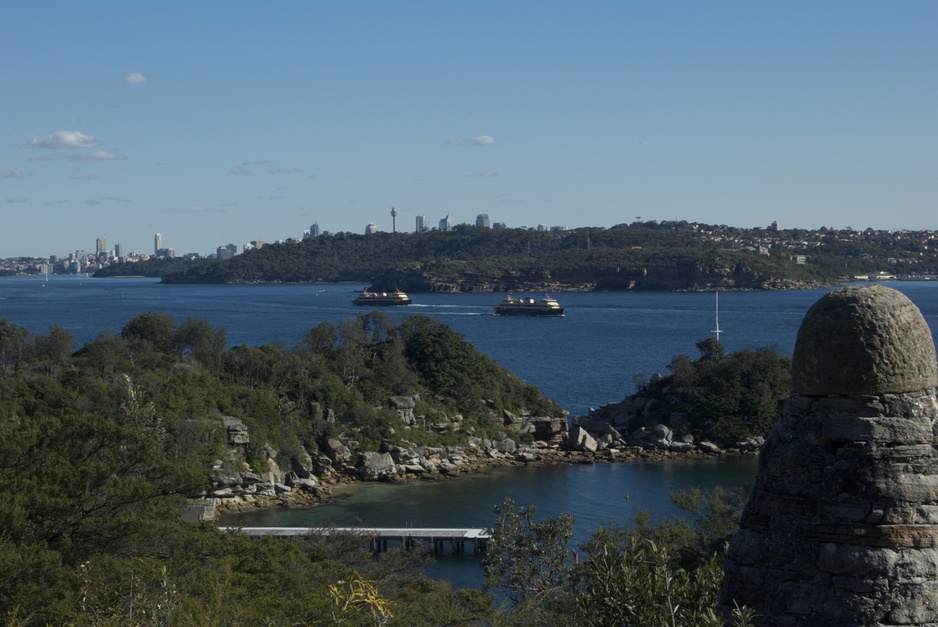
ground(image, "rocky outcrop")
xmin=565 ymin=410 xmax=763 ymax=456
xmin=719 ymin=285 xmax=938 ymax=625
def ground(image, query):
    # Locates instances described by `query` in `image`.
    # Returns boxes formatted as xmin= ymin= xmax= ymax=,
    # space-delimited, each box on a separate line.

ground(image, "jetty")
xmin=220 ymin=526 xmax=491 ymax=555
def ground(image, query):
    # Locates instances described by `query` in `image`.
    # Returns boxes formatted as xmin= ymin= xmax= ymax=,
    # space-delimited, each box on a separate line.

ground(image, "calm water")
xmin=3 ymin=276 xmax=937 ymax=588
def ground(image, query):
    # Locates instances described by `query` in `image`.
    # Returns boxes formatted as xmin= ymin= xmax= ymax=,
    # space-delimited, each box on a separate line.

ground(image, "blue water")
xmin=3 ymin=277 xmax=937 ymax=588
xmin=2 ymin=277 xmax=936 ymax=417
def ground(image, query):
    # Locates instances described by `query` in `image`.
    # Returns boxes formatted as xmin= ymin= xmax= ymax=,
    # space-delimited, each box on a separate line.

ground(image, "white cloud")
xmin=471 ymin=135 xmax=496 ymax=146
xmin=0 ymin=169 xmax=25 ymax=178
xmin=467 ymin=171 xmax=498 ymax=178
xmin=25 ymin=131 xmax=99 ymax=149
xmin=228 ymin=165 xmax=254 ymax=175
xmin=124 ymin=72 xmax=148 ymax=85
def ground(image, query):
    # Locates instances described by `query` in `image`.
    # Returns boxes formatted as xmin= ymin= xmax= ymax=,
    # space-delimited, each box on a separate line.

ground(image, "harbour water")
xmin=2 ymin=276 xmax=937 ymax=588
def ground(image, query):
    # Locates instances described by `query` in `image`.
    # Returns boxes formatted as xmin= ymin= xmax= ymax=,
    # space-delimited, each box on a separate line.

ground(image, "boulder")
xmin=221 ymin=416 xmax=249 ymax=445
xmin=568 ymin=424 xmax=598 ymax=452
xmin=325 ymin=438 xmax=352 ymax=465
xmin=358 ymin=452 xmax=396 ymax=480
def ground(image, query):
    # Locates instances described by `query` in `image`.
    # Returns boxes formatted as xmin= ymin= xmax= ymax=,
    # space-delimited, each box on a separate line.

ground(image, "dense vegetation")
xmin=95 ymin=221 xmax=937 ymax=288
xmin=627 ymin=338 xmax=792 ymax=443
xmin=0 ymin=313 xmax=775 ymax=624
xmin=483 ymin=491 xmax=756 ymax=626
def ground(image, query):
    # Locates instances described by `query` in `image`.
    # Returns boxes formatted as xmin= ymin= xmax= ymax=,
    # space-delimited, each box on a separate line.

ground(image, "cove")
xmin=219 ymin=455 xmax=759 ymax=589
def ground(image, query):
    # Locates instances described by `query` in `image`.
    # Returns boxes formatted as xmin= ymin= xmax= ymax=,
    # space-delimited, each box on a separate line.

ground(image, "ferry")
xmin=352 ymin=289 xmax=412 ymax=306
xmin=494 ymin=294 xmax=564 ymax=316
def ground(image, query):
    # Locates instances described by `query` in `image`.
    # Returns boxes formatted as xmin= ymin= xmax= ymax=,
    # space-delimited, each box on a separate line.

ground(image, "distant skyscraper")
xmin=310 ymin=222 xmax=320 ymax=237
xmin=476 ymin=214 xmax=490 ymax=228
xmin=439 ymin=214 xmax=451 ymax=231
xmin=216 ymin=244 xmax=237 ymax=260
xmin=96 ymin=236 xmax=106 ymax=255
xmin=415 ymin=215 xmax=427 ymax=233
xmin=114 ymin=243 xmax=123 ymax=259
xmin=365 ymin=223 xmax=378 ymax=235
xmin=154 ymin=233 xmax=162 ymax=255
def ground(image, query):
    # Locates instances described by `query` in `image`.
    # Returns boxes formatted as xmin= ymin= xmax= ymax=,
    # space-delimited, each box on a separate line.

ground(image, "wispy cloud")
xmin=25 ymin=131 xmax=99 ymax=149
xmin=228 ymin=165 xmax=254 ymax=175
xmin=467 ymin=171 xmax=498 ymax=178
xmin=163 ymin=206 xmax=209 ymax=213
xmin=124 ymin=72 xmax=148 ymax=85
xmin=29 ymin=150 xmax=125 ymax=162
xmin=446 ymin=134 xmax=497 ymax=146
xmin=0 ymin=169 xmax=25 ymax=179
xmin=266 ymin=167 xmax=300 ymax=174
xmin=6 ymin=196 xmax=27 ymax=203
xmin=71 ymin=172 xmax=98 ymax=180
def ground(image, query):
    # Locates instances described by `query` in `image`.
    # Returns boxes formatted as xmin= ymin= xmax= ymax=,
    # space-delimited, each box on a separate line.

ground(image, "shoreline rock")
xmin=207 ymin=439 xmax=757 ymax=519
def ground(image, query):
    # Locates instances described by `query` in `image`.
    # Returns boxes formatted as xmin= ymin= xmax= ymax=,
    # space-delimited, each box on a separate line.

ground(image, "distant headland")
xmin=17 ymin=221 xmax=938 ymax=291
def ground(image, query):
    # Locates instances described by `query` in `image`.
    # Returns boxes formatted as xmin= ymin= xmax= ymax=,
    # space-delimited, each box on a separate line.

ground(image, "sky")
xmin=1 ymin=1 xmax=936 ymax=259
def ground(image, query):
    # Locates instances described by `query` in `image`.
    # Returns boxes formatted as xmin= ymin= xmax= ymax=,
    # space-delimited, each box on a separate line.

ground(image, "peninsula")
xmin=90 ymin=221 xmax=938 ymax=291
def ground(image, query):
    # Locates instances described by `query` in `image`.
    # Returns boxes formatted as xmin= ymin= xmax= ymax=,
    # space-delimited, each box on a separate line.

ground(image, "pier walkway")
xmin=220 ymin=527 xmax=491 ymax=555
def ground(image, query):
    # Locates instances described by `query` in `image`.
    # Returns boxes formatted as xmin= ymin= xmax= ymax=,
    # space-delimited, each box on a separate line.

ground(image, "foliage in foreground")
xmin=484 ymin=490 xmax=756 ymax=627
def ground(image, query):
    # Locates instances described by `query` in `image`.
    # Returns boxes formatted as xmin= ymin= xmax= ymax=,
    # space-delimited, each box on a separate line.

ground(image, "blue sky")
xmin=1 ymin=1 xmax=935 ymax=258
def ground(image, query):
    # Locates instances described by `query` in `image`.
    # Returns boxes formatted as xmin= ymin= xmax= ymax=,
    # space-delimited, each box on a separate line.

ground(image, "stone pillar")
xmin=719 ymin=285 xmax=938 ymax=626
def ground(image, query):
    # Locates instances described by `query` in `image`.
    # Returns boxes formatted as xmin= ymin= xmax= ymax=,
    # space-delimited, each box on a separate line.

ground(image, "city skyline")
xmin=1 ymin=1 xmax=935 ymax=259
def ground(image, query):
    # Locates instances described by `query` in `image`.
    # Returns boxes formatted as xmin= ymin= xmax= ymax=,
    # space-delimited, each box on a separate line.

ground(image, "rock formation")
xmin=719 ymin=285 xmax=938 ymax=625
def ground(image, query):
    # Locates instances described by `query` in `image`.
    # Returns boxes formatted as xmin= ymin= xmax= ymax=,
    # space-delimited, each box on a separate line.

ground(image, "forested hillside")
xmin=94 ymin=221 xmax=938 ymax=291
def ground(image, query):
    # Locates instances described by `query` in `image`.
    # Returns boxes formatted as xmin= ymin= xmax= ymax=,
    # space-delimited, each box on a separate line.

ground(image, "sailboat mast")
xmin=712 ymin=290 xmax=722 ymax=342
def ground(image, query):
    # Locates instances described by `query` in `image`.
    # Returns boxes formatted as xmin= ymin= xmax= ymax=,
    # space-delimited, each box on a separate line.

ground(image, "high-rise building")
xmin=216 ymin=244 xmax=237 ymax=260
xmin=476 ymin=214 xmax=490 ymax=228
xmin=114 ymin=243 xmax=123 ymax=259
xmin=95 ymin=236 xmax=106 ymax=255
xmin=154 ymin=233 xmax=162 ymax=255
xmin=439 ymin=214 xmax=451 ymax=231
xmin=365 ymin=223 xmax=378 ymax=235
xmin=310 ymin=222 xmax=320 ymax=237
xmin=415 ymin=215 xmax=428 ymax=233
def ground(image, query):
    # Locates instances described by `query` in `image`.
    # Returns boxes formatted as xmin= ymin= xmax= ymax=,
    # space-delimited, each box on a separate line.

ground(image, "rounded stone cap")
xmin=792 ymin=285 xmax=937 ymax=396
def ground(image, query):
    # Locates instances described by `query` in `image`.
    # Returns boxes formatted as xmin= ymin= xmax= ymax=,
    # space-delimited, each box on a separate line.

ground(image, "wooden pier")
xmin=220 ymin=527 xmax=491 ymax=555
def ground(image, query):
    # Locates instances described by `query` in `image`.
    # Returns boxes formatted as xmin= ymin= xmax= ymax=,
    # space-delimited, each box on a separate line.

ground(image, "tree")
xmin=174 ymin=316 xmax=227 ymax=368
xmin=121 ymin=312 xmax=177 ymax=353
xmin=483 ymin=499 xmax=575 ymax=614
xmin=0 ymin=318 xmax=29 ymax=378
